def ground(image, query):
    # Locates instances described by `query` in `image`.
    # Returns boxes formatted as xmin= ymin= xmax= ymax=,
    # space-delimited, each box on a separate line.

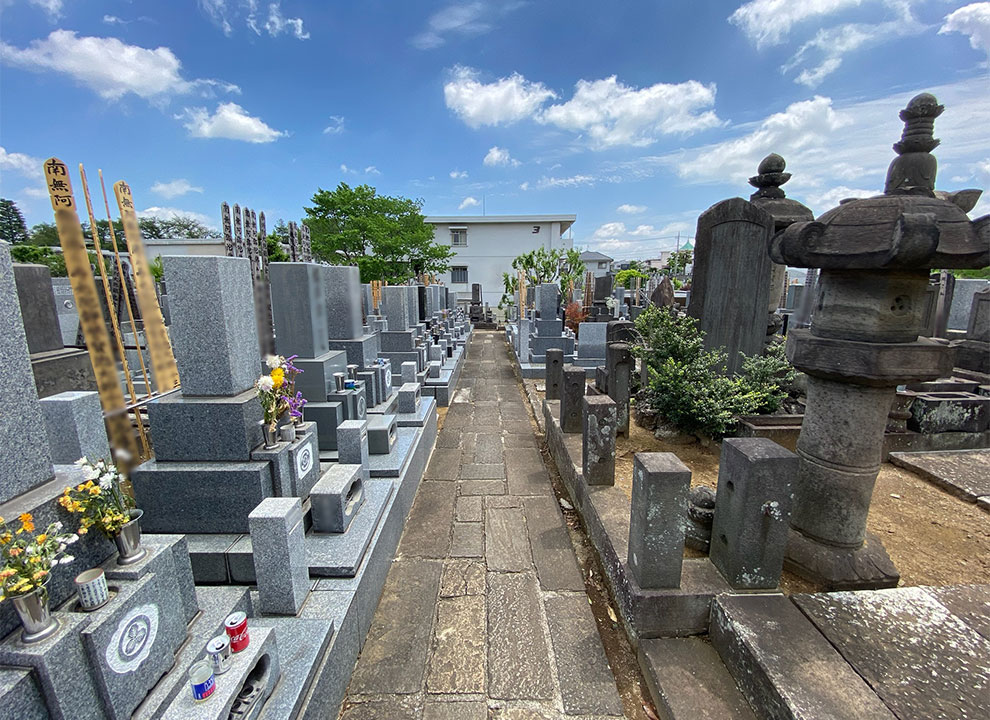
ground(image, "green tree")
xmin=28 ymin=222 xmax=60 ymax=246
xmin=10 ymin=245 xmax=68 ymax=276
xmin=665 ymin=249 xmax=693 ymax=276
xmin=304 ymin=183 xmax=454 ymax=283
xmin=0 ymin=199 xmax=29 ymax=244
xmin=266 ymin=233 xmax=290 ymax=263
xmin=499 ymin=246 xmax=585 ymax=307
xmin=615 ymin=268 xmax=648 ymax=289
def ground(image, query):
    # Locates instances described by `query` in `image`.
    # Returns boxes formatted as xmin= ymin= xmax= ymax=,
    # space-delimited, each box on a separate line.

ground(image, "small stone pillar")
xmin=627 ymin=453 xmax=691 ymax=589
xmin=337 ymin=419 xmax=369 ymax=481
xmin=39 ymin=390 xmax=110 ymax=464
xmin=249 ymin=497 xmax=309 ymax=615
xmin=606 ymin=342 xmax=633 ymax=436
xmin=400 ymin=361 xmax=417 ymax=384
xmin=397 ymin=382 xmax=421 ymax=414
xmin=560 ymin=365 xmax=585 ymax=433
xmin=582 ymin=395 xmax=616 ymax=486
xmin=545 ymin=348 xmax=563 ymax=400
xmin=709 ymin=438 xmax=797 ymax=589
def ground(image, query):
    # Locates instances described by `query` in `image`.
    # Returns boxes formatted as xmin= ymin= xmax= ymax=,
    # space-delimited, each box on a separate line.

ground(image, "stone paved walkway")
xmin=339 ymin=331 xmax=625 ymax=720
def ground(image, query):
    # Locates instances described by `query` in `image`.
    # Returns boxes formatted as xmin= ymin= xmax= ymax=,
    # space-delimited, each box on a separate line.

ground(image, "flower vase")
xmin=262 ymin=424 xmax=278 ymax=449
xmin=12 ymin=582 xmax=59 ymax=644
xmin=114 ymin=509 xmax=147 ymax=566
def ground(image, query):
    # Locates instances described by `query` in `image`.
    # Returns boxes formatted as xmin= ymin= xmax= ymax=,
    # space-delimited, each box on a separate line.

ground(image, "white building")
xmin=424 ymin=214 xmax=576 ymax=308
xmin=579 ymin=250 xmax=613 ymax=277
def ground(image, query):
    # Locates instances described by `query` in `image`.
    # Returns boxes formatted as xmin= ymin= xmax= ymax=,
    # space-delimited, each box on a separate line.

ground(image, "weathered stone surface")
xmin=924 ymin=584 xmax=990 ymax=642
xmin=639 ymin=637 xmax=757 ymax=720
xmin=423 ymin=700 xmax=487 ymax=720
xmin=583 ymin=394 xmax=617 ymax=486
xmin=427 ymin=594 xmax=486 ymax=693
xmin=487 ymin=572 xmax=555 ymax=700
xmin=425 ymin=447 xmax=461 ymax=480
xmin=485 ymin=507 xmax=532 ymax=571
xmin=460 ymin=463 xmax=504 ymax=479
xmin=795 ymin=586 xmax=990 ymax=720
xmin=348 ymin=558 xmax=443 ymax=693
xmin=398 ymin=481 xmax=456 ymax=558
xmin=474 ymin=433 xmax=504 ymax=464
xmin=455 ymin=495 xmax=483 ymax=522
xmin=459 ymin=479 xmax=506 ymax=496
xmin=710 ymin=594 xmax=895 ymax=720
xmin=522 ymin=496 xmax=584 ymax=591
xmin=544 ymin=594 xmax=623 ymax=716
xmin=505 ymin=449 xmax=550 ymax=496
xmin=628 ymin=452 xmax=691 ymax=589
xmin=340 ymin=695 xmax=422 ymax=720
xmin=560 ymin=365 xmax=585 ymax=433
xmin=450 ymin=522 xmax=484 ymax=558
xmin=545 ymin=348 xmax=564 ymax=400
xmin=889 ymin=449 xmax=990 ymax=504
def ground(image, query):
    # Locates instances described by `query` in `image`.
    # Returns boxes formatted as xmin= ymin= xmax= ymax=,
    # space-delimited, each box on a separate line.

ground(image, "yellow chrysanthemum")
xmin=32 ymin=570 xmax=47 ymax=581
xmin=18 ymin=513 xmax=34 ymax=533
xmin=0 ymin=532 xmax=11 ymax=545
xmin=270 ymin=367 xmax=285 ymax=389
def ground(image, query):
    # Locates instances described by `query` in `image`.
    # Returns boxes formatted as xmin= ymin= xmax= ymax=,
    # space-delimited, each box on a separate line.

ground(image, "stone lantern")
xmin=770 ymin=92 xmax=989 ymax=589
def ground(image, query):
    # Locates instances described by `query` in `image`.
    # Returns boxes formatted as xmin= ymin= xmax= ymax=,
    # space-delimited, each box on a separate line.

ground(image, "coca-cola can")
xmin=205 ymin=635 xmax=231 ymax=674
xmin=224 ymin=611 xmax=249 ymax=652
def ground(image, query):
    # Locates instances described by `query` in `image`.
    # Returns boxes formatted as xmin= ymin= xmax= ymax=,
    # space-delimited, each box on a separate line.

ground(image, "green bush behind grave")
xmin=632 ymin=305 xmax=794 ymax=438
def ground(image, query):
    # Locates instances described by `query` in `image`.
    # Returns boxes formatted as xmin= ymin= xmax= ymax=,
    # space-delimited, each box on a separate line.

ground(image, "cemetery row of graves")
xmin=0 ymin=90 xmax=985 ymax=719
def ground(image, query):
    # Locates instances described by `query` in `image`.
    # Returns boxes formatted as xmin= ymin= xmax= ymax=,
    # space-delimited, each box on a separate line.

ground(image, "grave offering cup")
xmin=74 ymin=568 xmax=109 ymax=611
xmin=770 ymin=93 xmax=989 ymax=589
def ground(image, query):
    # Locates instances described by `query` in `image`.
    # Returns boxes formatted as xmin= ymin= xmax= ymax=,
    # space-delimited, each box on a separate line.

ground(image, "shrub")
xmin=632 ymin=305 xmax=794 ymax=437
xmin=564 ymin=301 xmax=587 ymax=335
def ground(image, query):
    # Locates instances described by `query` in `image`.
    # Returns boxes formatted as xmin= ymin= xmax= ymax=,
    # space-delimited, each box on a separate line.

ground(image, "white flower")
xmin=58 ymin=555 xmax=74 ymax=565
xmin=65 ymin=534 xmax=79 ymax=545
xmin=265 ymin=355 xmax=283 ymax=369
xmin=53 ymin=521 xmax=63 ymax=531
xmin=84 ymin=468 xmax=101 ymax=481
xmin=73 ymin=457 xmax=88 ymax=468
xmin=99 ymin=475 xmax=113 ymax=490
xmin=257 ymin=376 xmax=275 ymax=392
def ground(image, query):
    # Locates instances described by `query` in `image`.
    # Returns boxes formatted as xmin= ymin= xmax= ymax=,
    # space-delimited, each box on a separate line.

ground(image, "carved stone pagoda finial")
xmin=749 ymin=153 xmax=791 ymax=200
xmin=884 ymin=92 xmax=943 ymax=195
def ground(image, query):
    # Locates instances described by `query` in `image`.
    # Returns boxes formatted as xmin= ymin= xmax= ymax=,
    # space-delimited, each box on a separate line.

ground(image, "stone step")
xmin=710 ymin=593 xmax=896 ymax=720
xmin=639 ymin=637 xmax=756 ymax=720
xmin=250 ymin=616 xmax=335 ymax=719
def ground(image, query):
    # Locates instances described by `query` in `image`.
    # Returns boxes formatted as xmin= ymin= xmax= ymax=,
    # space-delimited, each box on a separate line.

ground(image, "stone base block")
xmin=367 ymin=414 xmax=397 ymax=455
xmin=293 ymin=351 xmax=348 ymax=401
xmin=0 ymin=668 xmax=48 ymax=720
xmin=251 ymin=429 xmax=320 ymax=499
xmin=328 ymin=334 xmax=381 ymax=368
xmin=39 ymin=390 xmax=110 ymax=465
xmin=311 ymin=464 xmax=365 ymax=533
xmin=908 ymin=391 xmax=988 ymax=433
xmin=534 ymin=319 xmax=563 ymax=336
xmin=367 ymin=426 xmax=419 ymax=478
xmin=131 ymin=460 xmax=274 ymax=533
xmin=30 ymin=347 xmax=96 ymax=399
xmin=529 ymin=335 xmax=575 ymax=357
xmin=396 ymin=396 xmax=436 ymax=428
xmin=148 ymin=389 xmax=263 ymax=462
xmin=306 ymin=480 xmax=393 ymax=576
xmin=101 ymin=533 xmax=198 ymax=624
xmin=304 ymin=401 xmax=345 ymax=451
xmin=380 ymin=330 xmax=417 ymax=352
xmin=784 ymin=528 xmax=900 ymax=591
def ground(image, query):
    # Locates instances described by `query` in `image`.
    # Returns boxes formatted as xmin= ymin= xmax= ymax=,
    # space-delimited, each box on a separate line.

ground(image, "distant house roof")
xmin=579 ymin=251 xmax=613 ymax=262
xmin=425 ymin=214 xmax=576 ymax=234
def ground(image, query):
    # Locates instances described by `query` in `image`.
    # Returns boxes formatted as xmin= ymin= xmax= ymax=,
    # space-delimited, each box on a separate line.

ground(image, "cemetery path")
xmin=339 ymin=331 xmax=631 ymax=720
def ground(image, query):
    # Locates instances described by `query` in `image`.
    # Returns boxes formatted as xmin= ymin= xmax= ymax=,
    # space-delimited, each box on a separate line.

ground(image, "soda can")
xmin=189 ymin=660 xmax=216 ymax=702
xmin=224 ymin=611 xmax=250 ymax=652
xmin=206 ymin=635 xmax=231 ymax=675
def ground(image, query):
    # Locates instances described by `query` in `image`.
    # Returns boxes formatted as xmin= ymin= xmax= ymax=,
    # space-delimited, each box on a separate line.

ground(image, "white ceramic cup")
xmin=75 ymin=568 xmax=109 ymax=610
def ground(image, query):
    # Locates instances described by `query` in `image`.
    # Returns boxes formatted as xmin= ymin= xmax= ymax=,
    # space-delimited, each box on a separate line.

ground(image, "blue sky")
xmin=1 ymin=0 xmax=988 ymax=261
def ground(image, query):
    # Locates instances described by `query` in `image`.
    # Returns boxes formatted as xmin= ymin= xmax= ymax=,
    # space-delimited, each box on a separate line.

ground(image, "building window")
xmin=451 ymin=266 xmax=468 ymax=284
xmin=450 ymin=229 xmax=467 ymax=247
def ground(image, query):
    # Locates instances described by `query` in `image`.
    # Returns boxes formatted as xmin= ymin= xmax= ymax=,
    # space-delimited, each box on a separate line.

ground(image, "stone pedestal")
xmin=606 ymin=342 xmax=633 ymax=436
xmin=628 ymin=453 xmax=691 ymax=589
xmin=250 ymin=498 xmax=310 ymax=615
xmin=39 ymin=390 xmax=110 ymax=464
xmin=582 ymin=395 xmax=616 ymax=486
xmin=560 ymin=366 xmax=585 ymax=433
xmin=545 ymin=348 xmax=563 ymax=400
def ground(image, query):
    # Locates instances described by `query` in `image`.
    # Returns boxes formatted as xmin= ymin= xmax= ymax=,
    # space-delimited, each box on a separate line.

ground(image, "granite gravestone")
xmin=628 ymin=452 xmax=690 ymax=589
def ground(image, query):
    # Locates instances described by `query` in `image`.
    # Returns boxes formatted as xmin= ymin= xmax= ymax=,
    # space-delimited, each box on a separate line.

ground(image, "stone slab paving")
xmin=888 ymin=449 xmax=990 ymax=506
xmin=341 ymin=331 xmax=623 ymax=719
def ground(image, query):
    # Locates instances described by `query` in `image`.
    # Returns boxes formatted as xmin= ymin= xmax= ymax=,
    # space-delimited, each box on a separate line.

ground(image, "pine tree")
xmin=0 ymin=198 xmax=30 ymax=244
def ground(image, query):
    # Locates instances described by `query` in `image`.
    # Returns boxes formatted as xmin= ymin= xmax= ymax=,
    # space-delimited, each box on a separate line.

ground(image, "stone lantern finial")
xmin=749 ymin=153 xmax=790 ymax=200
xmin=884 ymin=92 xmax=944 ymax=196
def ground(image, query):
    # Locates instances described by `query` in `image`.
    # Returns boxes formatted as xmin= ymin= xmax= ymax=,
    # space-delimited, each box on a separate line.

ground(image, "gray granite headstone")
xmin=250 ymin=497 xmax=310 ymax=615
xmin=12 ymin=263 xmax=63 ymax=354
xmin=400 ymin=361 xmax=417 ymax=384
xmin=560 ymin=365 xmax=585 ymax=433
xmin=583 ymin=395 xmax=616 ymax=486
xmin=709 ymin=438 xmax=797 ymax=589
xmin=577 ymin=322 xmax=607 ymax=359
xmin=269 ymin=262 xmax=330 ymax=358
xmin=406 ymin=285 xmax=419 ymax=329
xmin=51 ymin=278 xmax=79 ymax=347
xmin=324 ymin=265 xmax=363 ymax=340
xmin=361 ymin=283 xmax=374 ymax=319
xmin=382 ymin=286 xmax=410 ymax=332
xmin=968 ymin=287 xmax=989 ymax=342
xmin=40 ymin=390 xmax=110 ymax=464
xmin=536 ymin=283 xmax=559 ymax=319
xmin=628 ymin=452 xmax=690 ymax=589
xmin=337 ymin=419 xmax=369 ymax=481
xmin=0 ymin=244 xmax=54 ymax=502
xmin=163 ymin=255 xmax=260 ymax=396
xmin=948 ymin=278 xmax=990 ymax=331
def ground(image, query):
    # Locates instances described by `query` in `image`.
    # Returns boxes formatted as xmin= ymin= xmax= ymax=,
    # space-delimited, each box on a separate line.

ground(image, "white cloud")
xmin=483 ymin=146 xmax=520 ymax=167
xmin=28 ymin=0 xmax=64 ymax=20
xmin=940 ymin=2 xmax=990 ymax=53
xmin=586 ymin=219 xmax=692 ymax=256
xmin=539 ymin=76 xmax=722 ymax=148
xmin=728 ymin=0 xmax=865 ymax=48
xmin=617 ymin=204 xmax=646 ymax=214
xmin=138 ymin=206 xmax=215 ymax=229
xmin=444 ymin=65 xmax=556 ymax=128
xmin=459 ymin=196 xmax=480 ymax=209
xmin=0 ymin=146 xmax=43 ymax=178
xmin=801 ymin=185 xmax=876 ymax=214
xmin=0 ymin=30 xmax=240 ymax=102
xmin=103 ymin=15 xmax=126 ymax=25
xmin=264 ymin=2 xmax=309 ymax=40
xmin=150 ymin=179 xmax=204 ymax=199
xmin=364 ymin=166 xmax=381 ymax=176
xmin=340 ymin=164 xmax=355 ymax=174
xmin=412 ymin=2 xmax=490 ymax=49
xmin=449 ymin=169 xmax=468 ymax=179
xmin=180 ymin=102 xmax=286 ymax=143
xmin=519 ymin=181 xmax=530 ymax=191
xmin=536 ymin=174 xmax=595 ymax=189
xmin=323 ymin=116 xmax=345 ymax=134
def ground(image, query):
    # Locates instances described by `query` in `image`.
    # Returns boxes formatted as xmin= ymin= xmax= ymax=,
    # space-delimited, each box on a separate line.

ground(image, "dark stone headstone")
xmin=560 ymin=365 xmax=585 ymax=433
xmin=13 ymin=264 xmax=63 ymax=354
xmin=582 ymin=395 xmax=616 ymax=486
xmin=545 ymin=348 xmax=563 ymax=400
xmin=606 ymin=342 xmax=633 ymax=436
xmin=628 ymin=452 xmax=690 ymax=589
xmin=650 ymin=277 xmax=675 ymax=308
xmin=594 ymin=275 xmax=612 ymax=302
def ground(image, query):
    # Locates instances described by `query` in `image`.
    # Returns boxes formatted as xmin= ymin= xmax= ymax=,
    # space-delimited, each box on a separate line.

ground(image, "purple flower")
xmin=285 ymin=391 xmax=307 ymax=418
